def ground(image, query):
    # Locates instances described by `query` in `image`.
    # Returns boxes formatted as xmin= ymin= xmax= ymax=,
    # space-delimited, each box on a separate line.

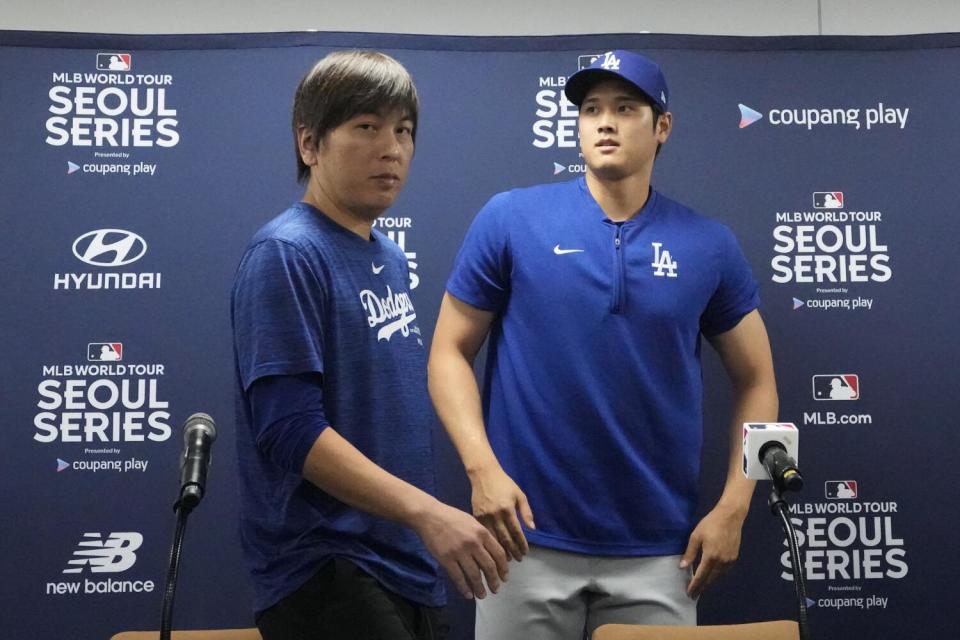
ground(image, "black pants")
xmin=256 ymin=558 xmax=448 ymax=640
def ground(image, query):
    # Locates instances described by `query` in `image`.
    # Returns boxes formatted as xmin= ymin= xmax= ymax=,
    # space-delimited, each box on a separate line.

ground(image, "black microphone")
xmin=179 ymin=413 xmax=217 ymax=509
xmin=759 ymin=441 xmax=803 ymax=492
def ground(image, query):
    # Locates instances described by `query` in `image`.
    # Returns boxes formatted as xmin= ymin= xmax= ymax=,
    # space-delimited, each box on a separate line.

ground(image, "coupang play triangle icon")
xmin=738 ymin=104 xmax=763 ymax=128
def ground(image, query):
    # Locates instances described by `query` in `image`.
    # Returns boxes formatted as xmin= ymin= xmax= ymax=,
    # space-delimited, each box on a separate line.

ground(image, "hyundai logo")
xmin=72 ymin=229 xmax=147 ymax=267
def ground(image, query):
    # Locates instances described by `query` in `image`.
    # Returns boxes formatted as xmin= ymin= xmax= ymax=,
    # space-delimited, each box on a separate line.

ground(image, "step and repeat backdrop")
xmin=1 ymin=30 xmax=956 ymax=640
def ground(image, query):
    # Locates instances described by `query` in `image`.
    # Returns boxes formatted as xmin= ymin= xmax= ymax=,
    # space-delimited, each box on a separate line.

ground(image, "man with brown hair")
xmin=232 ymin=50 xmax=507 ymax=640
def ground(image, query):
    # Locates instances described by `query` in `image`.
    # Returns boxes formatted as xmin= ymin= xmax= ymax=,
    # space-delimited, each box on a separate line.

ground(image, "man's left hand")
xmin=680 ymin=505 xmax=746 ymax=599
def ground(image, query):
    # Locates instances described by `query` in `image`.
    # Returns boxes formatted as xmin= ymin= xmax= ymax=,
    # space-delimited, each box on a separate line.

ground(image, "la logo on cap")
xmin=600 ymin=52 xmax=621 ymax=70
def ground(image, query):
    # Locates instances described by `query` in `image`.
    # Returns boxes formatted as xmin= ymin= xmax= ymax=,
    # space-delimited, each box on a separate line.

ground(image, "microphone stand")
xmin=768 ymin=481 xmax=811 ymax=640
xmin=159 ymin=491 xmax=200 ymax=640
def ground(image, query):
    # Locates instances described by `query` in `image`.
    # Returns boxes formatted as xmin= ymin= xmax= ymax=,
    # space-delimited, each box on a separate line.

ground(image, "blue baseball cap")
xmin=565 ymin=50 xmax=669 ymax=112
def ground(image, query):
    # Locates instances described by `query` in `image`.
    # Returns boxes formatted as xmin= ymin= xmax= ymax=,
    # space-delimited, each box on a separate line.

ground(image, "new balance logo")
xmin=600 ymin=52 xmax=621 ymax=70
xmin=651 ymin=242 xmax=678 ymax=277
xmin=63 ymin=532 xmax=142 ymax=574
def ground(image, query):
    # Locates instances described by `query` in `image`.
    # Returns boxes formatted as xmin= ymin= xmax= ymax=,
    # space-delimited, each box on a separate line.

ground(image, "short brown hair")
xmin=292 ymin=50 xmax=419 ymax=183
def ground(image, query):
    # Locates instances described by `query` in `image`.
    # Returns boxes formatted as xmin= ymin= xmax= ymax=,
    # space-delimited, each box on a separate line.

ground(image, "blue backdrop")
xmin=1 ymin=30 xmax=956 ymax=640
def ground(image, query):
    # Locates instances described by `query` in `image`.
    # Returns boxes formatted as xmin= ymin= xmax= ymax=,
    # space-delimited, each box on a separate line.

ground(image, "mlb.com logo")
xmin=826 ymin=480 xmax=859 ymax=499
xmin=96 ymin=53 xmax=131 ymax=71
xmin=88 ymin=342 xmax=123 ymax=362
xmin=812 ymin=374 xmax=860 ymax=401
xmin=814 ymin=192 xmax=844 ymax=209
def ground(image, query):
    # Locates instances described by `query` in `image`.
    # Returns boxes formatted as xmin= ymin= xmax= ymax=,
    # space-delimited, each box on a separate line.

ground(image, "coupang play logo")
xmin=737 ymin=102 xmax=909 ymax=131
xmin=739 ymin=104 xmax=763 ymax=128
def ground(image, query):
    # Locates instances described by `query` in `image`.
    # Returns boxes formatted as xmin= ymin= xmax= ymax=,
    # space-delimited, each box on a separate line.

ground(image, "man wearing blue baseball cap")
xmin=429 ymin=49 xmax=778 ymax=638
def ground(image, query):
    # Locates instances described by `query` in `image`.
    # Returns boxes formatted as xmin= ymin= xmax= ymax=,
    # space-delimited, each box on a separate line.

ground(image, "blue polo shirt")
xmin=447 ymin=177 xmax=759 ymax=556
xmin=232 ymin=202 xmax=444 ymax=613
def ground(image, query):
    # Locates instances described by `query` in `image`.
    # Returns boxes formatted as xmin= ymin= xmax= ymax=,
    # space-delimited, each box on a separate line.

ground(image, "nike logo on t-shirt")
xmin=553 ymin=245 xmax=585 ymax=255
xmin=372 ymin=263 xmax=385 ymax=274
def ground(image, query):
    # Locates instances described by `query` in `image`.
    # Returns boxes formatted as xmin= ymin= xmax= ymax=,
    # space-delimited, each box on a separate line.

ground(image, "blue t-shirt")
xmin=447 ymin=177 xmax=760 ymax=556
xmin=231 ymin=202 xmax=444 ymax=613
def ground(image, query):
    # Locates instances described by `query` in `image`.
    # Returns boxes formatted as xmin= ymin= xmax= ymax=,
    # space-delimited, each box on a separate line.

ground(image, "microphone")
xmin=179 ymin=413 xmax=217 ymax=509
xmin=760 ymin=441 xmax=803 ymax=492
xmin=742 ymin=422 xmax=803 ymax=491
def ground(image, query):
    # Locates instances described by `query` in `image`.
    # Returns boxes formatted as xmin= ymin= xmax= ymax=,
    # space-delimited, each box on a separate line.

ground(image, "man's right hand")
xmin=413 ymin=500 xmax=510 ymax=600
xmin=469 ymin=465 xmax=535 ymax=562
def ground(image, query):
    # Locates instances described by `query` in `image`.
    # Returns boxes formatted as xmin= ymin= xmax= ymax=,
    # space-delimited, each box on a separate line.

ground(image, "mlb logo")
xmin=578 ymin=54 xmax=602 ymax=70
xmin=97 ymin=53 xmax=132 ymax=71
xmin=825 ymin=480 xmax=858 ymax=499
xmin=813 ymin=192 xmax=844 ymax=209
xmin=812 ymin=374 xmax=859 ymax=400
xmin=88 ymin=342 xmax=123 ymax=362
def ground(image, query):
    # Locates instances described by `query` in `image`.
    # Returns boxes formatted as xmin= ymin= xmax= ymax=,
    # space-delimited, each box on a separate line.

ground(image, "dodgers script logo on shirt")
xmin=359 ymin=287 xmax=418 ymax=341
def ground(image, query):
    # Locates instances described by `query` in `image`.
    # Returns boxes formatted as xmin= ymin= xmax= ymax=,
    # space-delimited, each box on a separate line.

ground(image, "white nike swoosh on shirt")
xmin=372 ymin=263 xmax=385 ymax=274
xmin=553 ymin=245 xmax=585 ymax=255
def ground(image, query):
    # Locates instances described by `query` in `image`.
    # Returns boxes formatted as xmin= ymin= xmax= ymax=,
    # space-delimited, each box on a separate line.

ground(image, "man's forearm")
xmin=717 ymin=380 xmax=779 ymax=517
xmin=301 ymin=427 xmax=437 ymax=527
xmin=428 ymin=348 xmax=501 ymax=477
xmin=301 ymin=424 xmax=511 ymax=600
xmin=427 ymin=293 xmax=535 ymax=557
xmin=429 ymin=339 xmax=537 ymax=555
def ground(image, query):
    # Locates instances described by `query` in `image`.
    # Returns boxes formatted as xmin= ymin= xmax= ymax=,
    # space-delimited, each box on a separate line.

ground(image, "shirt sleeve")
xmin=700 ymin=225 xmax=761 ymax=337
xmin=232 ymin=239 xmax=327 ymax=391
xmin=248 ymin=373 xmax=331 ymax=474
xmin=445 ymin=193 xmax=513 ymax=312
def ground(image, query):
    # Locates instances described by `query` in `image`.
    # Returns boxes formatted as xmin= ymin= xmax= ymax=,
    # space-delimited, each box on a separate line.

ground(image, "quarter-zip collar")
xmin=576 ymin=175 xmax=661 ymax=227
xmin=576 ymin=177 xmax=663 ymax=314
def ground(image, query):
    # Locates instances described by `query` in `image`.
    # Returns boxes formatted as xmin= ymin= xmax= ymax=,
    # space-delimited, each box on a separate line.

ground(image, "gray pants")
xmin=475 ymin=545 xmax=696 ymax=640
